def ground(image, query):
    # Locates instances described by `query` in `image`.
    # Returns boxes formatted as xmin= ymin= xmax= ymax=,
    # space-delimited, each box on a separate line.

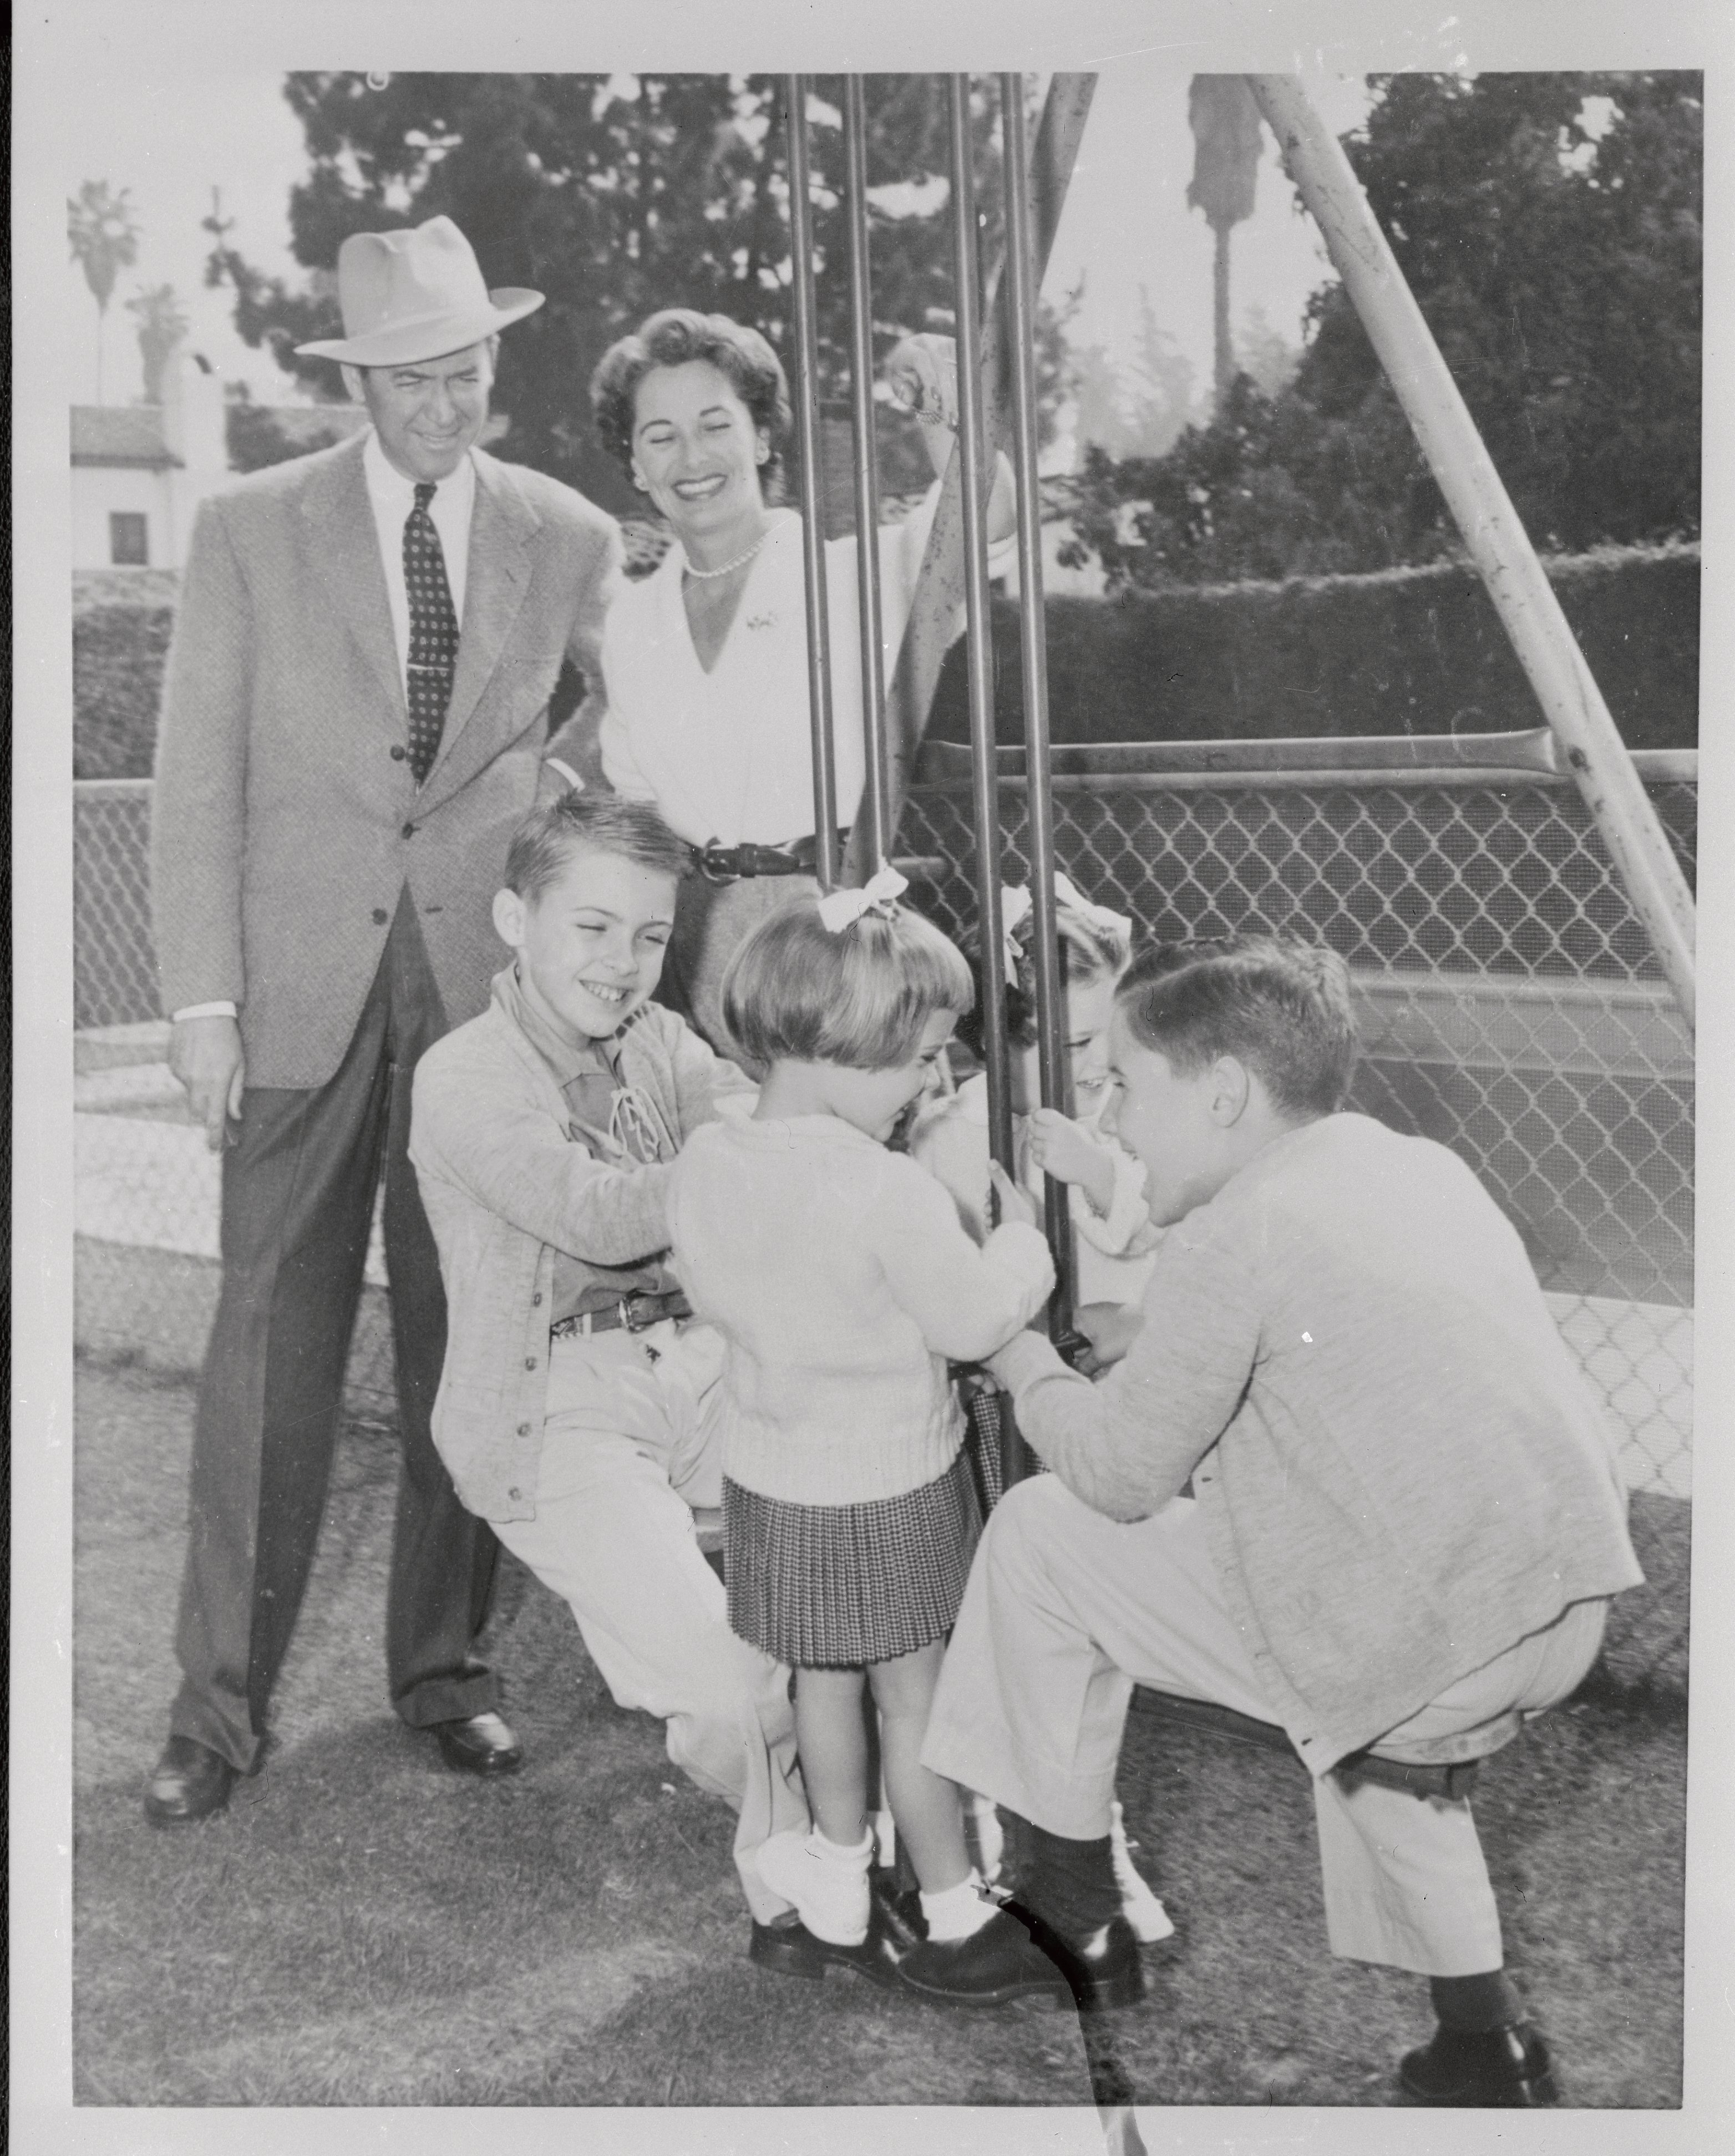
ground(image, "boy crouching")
xmin=409 ymin=793 xmax=806 ymax=1943
xmin=915 ymin=936 xmax=1643 ymax=2104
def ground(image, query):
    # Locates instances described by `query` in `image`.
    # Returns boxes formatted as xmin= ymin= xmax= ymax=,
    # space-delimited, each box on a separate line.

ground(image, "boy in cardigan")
xmin=409 ymin=793 xmax=810 ymax=1950
xmin=914 ymin=937 xmax=1642 ymax=2104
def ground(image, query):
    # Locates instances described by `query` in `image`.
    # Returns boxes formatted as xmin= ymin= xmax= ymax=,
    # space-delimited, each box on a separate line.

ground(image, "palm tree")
xmin=1185 ymin=78 xmax=1264 ymax=408
xmin=68 ymin=180 xmax=141 ymax=404
xmin=128 ymin=284 xmax=191 ymax=405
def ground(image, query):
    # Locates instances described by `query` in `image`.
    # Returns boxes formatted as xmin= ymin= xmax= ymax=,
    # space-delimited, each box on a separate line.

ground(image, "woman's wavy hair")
xmin=1117 ymin=936 xmax=1358 ymax=1117
xmin=591 ymin=308 xmax=793 ymax=494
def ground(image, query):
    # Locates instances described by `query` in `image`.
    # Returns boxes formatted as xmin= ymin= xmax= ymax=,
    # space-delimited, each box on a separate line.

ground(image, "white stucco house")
xmin=70 ymin=346 xmax=232 ymax=572
xmin=70 ymin=344 xmax=374 ymax=574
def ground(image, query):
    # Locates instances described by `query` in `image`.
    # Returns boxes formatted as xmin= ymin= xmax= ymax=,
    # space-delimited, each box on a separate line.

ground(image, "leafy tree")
xmin=68 ymin=179 xmax=141 ymax=403
xmin=1070 ymin=283 xmax=1198 ymax=461
xmin=1236 ymin=302 xmax=1298 ymax=400
xmin=1067 ymin=72 xmax=1701 ymax=588
xmin=210 ymin=72 xmax=1066 ymax=515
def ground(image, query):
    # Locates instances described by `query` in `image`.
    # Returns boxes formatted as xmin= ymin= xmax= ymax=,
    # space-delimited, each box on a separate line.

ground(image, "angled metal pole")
xmin=947 ymin=73 xmax=1016 ymax=1183
xmin=1001 ymin=69 xmax=1076 ymax=1340
xmin=784 ymin=74 xmax=840 ymax=890
xmin=843 ymin=76 xmax=892 ymax=870
xmin=843 ymin=70 xmax=1096 ymax=887
xmin=1249 ymin=72 xmax=1696 ymax=1031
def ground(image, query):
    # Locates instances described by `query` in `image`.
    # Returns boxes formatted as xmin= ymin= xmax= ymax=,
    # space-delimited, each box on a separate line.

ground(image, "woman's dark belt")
xmin=550 ymin=1288 xmax=693 ymax=1340
xmin=692 ymin=832 xmax=850 ymax=884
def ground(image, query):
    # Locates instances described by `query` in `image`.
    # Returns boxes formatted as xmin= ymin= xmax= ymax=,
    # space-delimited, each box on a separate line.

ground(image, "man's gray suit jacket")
xmin=151 ymin=431 xmax=623 ymax=1090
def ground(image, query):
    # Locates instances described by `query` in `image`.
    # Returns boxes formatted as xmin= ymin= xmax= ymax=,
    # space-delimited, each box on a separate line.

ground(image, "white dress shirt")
xmin=598 ymin=490 xmax=1012 ymax=848
xmin=171 ymin=432 xmax=480 ymax=1026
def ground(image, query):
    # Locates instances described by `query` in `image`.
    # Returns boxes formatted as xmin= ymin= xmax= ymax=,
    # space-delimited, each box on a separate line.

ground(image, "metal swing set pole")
xmin=784 ymin=75 xmax=840 ymax=892
xmin=786 ymin=75 xmax=1090 ymax=1487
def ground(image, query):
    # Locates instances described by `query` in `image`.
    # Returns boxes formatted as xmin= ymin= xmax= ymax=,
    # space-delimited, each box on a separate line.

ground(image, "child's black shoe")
xmin=749 ymin=1873 xmax=925 ymax=1991
xmin=1399 ymin=2021 xmax=1560 ymax=2106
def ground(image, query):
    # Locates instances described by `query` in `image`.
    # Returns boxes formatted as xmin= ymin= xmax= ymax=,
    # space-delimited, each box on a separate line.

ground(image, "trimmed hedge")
xmin=929 ymin=541 xmax=1700 ymax=752
xmin=72 ymin=540 xmax=1700 ymax=780
xmin=73 ymin=597 xmax=176 ymax=781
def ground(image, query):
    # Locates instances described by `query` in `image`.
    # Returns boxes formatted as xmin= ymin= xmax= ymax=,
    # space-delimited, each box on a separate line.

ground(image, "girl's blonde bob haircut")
xmin=722 ymin=896 xmax=975 ymax=1071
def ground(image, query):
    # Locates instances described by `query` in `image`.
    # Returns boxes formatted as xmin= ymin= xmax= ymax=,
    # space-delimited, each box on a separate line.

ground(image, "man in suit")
xmin=145 ymin=216 xmax=622 ymax=1824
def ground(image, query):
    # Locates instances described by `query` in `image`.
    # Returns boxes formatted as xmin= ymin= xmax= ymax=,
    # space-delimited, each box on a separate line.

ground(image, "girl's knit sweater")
xmin=666 ymin=1112 xmax=1054 ymax=1508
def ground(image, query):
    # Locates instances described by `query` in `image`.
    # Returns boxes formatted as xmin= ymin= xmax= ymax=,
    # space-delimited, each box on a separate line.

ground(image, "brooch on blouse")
xmin=744 ymin=611 xmax=778 ymax=631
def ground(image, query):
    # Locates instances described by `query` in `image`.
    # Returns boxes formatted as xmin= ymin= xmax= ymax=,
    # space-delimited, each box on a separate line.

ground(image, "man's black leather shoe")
xmin=749 ymin=1873 xmax=925 ymax=1991
xmin=432 ymin=1712 xmax=524 ymax=1776
xmin=1399 ymin=2022 xmax=1560 ymax=2107
xmin=896 ymin=1906 xmax=1077 ymax=2008
xmin=143 ymin=1736 xmax=237 ymax=1825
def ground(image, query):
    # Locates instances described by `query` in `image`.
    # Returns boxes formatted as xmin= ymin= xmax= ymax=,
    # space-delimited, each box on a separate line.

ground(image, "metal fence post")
xmin=1247 ymin=72 xmax=1697 ymax=1032
xmin=784 ymin=74 xmax=840 ymax=890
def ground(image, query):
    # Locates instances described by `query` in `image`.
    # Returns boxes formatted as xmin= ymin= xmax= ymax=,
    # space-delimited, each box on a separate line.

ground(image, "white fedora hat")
xmin=296 ymin=216 xmax=544 ymax=367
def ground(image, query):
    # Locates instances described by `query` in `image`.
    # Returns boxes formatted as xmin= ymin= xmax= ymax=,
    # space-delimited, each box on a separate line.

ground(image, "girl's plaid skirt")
xmin=724 ymin=1445 xmax=982 ymax=1668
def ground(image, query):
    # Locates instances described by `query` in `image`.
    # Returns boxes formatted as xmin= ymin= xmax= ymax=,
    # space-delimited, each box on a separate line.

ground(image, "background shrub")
xmin=72 ymin=540 xmax=1698 ymax=781
xmin=73 ymin=592 xmax=176 ymax=780
xmin=927 ymin=541 xmax=1700 ymax=754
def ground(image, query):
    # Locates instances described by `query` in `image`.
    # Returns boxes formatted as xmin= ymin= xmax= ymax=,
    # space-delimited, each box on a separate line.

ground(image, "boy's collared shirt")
xmin=494 ymin=965 xmax=679 ymax=1321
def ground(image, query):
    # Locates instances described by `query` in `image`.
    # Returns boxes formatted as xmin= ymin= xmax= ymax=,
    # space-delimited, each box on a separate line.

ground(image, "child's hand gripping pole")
xmin=988 ymin=1158 xmax=1092 ymax=1372
xmin=986 ymin=1159 xmax=1038 ymax=1234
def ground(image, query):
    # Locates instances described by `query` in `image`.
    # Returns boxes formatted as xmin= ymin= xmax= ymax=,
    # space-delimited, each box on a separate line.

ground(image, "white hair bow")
xmin=818 ymin=864 xmax=909 ymax=933
xmin=999 ymin=874 xmax=1133 ymax=983
xmin=1053 ymin=871 xmax=1134 ymax=948
xmin=1000 ymin=885 xmax=1034 ymax=983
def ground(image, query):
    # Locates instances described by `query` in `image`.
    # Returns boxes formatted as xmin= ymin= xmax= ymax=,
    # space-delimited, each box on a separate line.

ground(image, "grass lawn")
xmin=73 ymin=1354 xmax=1687 ymax=2111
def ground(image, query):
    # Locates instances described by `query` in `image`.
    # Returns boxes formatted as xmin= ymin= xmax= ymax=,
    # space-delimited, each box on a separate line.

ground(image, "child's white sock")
xmin=1109 ymin=1798 xmax=1175 ymax=1944
xmin=963 ymin=1789 xmax=1005 ymax=1885
xmin=755 ymin=1826 xmax=874 ymax=1946
xmin=920 ymin=1869 xmax=997 ymax=1942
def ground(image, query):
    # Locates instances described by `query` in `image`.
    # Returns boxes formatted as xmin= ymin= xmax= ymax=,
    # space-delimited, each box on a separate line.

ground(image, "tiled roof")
xmin=70 ymin=407 xmax=179 ymax=468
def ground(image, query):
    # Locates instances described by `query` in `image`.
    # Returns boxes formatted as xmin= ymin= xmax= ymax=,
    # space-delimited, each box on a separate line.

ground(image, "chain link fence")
xmin=900 ymin=743 xmax=1695 ymax=1505
xmin=75 ymin=752 xmax=1695 ymax=1498
xmin=74 ymin=779 xmax=399 ymax=1419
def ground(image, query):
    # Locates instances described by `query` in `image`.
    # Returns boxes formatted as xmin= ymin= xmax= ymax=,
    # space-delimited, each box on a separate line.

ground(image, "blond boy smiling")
xmin=409 ymin=793 xmax=809 ymax=1947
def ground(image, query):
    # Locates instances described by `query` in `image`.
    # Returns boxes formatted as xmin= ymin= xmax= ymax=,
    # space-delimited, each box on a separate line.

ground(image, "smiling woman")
xmin=589 ymin=307 xmax=1014 ymax=1062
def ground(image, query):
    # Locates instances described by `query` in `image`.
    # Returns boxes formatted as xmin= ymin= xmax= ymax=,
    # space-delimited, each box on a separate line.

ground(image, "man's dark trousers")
xmin=170 ymin=891 xmax=501 ymax=1772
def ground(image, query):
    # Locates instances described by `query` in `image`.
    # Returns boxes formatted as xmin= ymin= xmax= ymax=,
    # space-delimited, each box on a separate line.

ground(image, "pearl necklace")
xmin=682 ymin=527 xmax=772 ymax=581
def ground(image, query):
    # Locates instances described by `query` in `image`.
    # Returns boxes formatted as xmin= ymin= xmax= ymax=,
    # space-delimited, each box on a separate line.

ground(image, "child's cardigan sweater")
xmin=409 ymin=971 xmax=752 ymax=1521
xmin=988 ymin=1113 xmax=1645 ymax=1772
xmin=667 ymin=1113 xmax=1056 ymax=1508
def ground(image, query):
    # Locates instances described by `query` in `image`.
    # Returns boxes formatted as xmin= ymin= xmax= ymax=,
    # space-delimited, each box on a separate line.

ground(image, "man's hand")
xmin=169 ymin=1015 xmax=246 ymax=1151
xmin=1073 ymin=1300 xmax=1143 ymax=1377
xmin=1026 ymin=1108 xmax=1117 ymax=1215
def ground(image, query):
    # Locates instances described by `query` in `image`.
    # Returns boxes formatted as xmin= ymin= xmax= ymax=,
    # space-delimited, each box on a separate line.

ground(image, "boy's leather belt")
xmin=550 ymin=1288 xmax=693 ymax=1339
xmin=692 ymin=832 xmax=849 ymax=883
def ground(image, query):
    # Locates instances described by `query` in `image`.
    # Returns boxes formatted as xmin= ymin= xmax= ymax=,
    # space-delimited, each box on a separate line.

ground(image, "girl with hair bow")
xmin=664 ymin=889 xmax=1080 ymax=2001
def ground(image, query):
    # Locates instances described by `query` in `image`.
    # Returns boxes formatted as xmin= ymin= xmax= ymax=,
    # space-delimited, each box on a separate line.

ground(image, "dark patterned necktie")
xmin=404 ymin=480 xmax=460 ymax=784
